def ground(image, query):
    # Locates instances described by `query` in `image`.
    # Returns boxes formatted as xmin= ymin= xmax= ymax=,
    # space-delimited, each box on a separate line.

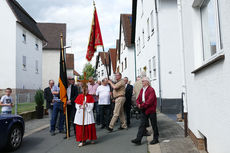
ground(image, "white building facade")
xmin=180 ymin=0 xmax=230 ymax=152
xmin=95 ymin=52 xmax=110 ymax=82
xmin=132 ymin=0 xmax=184 ymax=113
xmin=0 ymin=0 xmax=44 ymax=102
xmin=117 ymin=14 xmax=135 ymax=85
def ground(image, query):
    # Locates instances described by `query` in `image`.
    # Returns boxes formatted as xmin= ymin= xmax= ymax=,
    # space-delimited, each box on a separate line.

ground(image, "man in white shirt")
xmin=96 ymin=78 xmax=111 ymax=129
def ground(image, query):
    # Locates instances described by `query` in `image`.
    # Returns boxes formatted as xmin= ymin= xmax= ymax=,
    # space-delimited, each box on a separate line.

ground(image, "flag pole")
xmin=60 ymin=33 xmax=69 ymax=139
xmin=81 ymin=95 xmax=86 ymax=146
xmin=93 ymin=1 xmax=110 ymax=80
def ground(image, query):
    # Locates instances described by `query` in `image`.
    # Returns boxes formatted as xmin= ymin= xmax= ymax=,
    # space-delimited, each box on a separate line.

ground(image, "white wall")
xmin=42 ymin=50 xmax=59 ymax=89
xmin=67 ymin=69 xmax=73 ymax=78
xmin=135 ymin=0 xmax=184 ymax=98
xmin=118 ymin=27 xmax=135 ymax=84
xmin=135 ymin=0 xmax=159 ymax=95
xmin=16 ymin=23 xmax=43 ymax=90
xmin=181 ymin=0 xmax=230 ymax=152
xmin=0 ymin=0 xmax=17 ymax=89
xmin=96 ymin=58 xmax=108 ymax=82
xmin=158 ymin=0 xmax=184 ymax=98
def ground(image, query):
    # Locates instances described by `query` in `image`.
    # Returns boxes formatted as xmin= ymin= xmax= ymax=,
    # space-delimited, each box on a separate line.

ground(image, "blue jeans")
xmin=1 ymin=111 xmax=12 ymax=115
xmin=50 ymin=102 xmax=64 ymax=132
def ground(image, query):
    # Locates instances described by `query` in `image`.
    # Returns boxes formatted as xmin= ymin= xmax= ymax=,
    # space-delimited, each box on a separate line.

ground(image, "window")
xmin=152 ymin=56 xmax=156 ymax=79
xmin=141 ymin=0 xmax=144 ymax=17
xmin=201 ymin=0 xmax=222 ymax=61
xmin=142 ymin=29 xmax=145 ymax=48
xmin=121 ymin=43 xmax=123 ymax=54
xmin=149 ymin=59 xmax=152 ymax=79
xmin=101 ymin=70 xmax=104 ymax=76
xmin=137 ymin=37 xmax=141 ymax=55
xmin=22 ymin=56 xmax=26 ymax=70
xmin=35 ymin=60 xmax=38 ymax=73
xmin=136 ymin=41 xmax=139 ymax=55
xmin=125 ymin=58 xmax=127 ymax=70
xmin=35 ymin=39 xmax=39 ymax=50
xmin=22 ymin=31 xmax=26 ymax=43
xmin=150 ymin=10 xmax=154 ymax=34
xmin=147 ymin=18 xmax=150 ymax=40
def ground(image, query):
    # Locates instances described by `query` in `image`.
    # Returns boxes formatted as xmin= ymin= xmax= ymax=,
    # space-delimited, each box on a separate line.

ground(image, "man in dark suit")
xmin=65 ymin=77 xmax=79 ymax=138
xmin=124 ymin=77 xmax=133 ymax=127
xmin=44 ymin=80 xmax=55 ymax=131
xmin=44 ymin=80 xmax=54 ymax=118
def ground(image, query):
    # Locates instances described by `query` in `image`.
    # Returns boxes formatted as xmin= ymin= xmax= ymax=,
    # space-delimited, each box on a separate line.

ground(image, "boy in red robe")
xmin=74 ymin=87 xmax=97 ymax=147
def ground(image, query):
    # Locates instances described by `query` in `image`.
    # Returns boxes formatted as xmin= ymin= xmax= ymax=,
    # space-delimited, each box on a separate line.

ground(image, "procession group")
xmin=44 ymin=72 xmax=159 ymax=147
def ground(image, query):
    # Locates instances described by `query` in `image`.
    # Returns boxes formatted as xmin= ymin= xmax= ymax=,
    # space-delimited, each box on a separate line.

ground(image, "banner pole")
xmin=60 ymin=33 xmax=69 ymax=139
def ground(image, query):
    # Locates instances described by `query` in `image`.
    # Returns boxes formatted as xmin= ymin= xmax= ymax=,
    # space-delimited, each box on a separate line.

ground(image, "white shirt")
xmin=96 ymin=85 xmax=111 ymax=105
xmin=142 ymin=86 xmax=148 ymax=103
xmin=67 ymin=85 xmax=71 ymax=100
xmin=1 ymin=95 xmax=13 ymax=112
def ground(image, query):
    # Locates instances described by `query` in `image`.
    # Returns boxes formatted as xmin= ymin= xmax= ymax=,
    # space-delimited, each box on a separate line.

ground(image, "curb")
xmin=24 ymin=124 xmax=49 ymax=137
xmin=147 ymin=127 xmax=162 ymax=153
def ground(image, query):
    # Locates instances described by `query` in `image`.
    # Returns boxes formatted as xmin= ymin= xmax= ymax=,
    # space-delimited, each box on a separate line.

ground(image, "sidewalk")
xmin=23 ymin=115 xmax=50 ymax=137
xmin=147 ymin=113 xmax=200 ymax=153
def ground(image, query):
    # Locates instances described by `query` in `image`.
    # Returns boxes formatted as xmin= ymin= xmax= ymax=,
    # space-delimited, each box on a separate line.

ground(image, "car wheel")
xmin=7 ymin=125 xmax=23 ymax=151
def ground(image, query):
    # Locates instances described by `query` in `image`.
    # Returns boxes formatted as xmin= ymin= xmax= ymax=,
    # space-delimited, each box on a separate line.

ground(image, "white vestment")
xmin=74 ymin=103 xmax=95 ymax=125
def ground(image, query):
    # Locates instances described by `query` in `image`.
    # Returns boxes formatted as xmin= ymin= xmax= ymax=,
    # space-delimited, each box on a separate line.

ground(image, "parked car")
xmin=0 ymin=114 xmax=24 ymax=151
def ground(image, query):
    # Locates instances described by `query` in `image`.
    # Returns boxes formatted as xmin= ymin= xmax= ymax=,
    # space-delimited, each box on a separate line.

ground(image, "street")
xmin=13 ymin=119 xmax=147 ymax=153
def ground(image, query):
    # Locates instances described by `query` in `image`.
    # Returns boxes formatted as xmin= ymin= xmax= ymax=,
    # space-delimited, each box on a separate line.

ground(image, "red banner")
xmin=86 ymin=8 xmax=103 ymax=61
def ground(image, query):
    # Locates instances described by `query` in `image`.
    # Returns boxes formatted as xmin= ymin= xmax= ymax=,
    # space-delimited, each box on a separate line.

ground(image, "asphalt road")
xmin=11 ymin=119 xmax=147 ymax=153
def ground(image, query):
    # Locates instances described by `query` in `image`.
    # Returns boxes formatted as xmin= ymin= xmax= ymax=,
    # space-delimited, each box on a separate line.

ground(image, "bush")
xmin=34 ymin=90 xmax=44 ymax=107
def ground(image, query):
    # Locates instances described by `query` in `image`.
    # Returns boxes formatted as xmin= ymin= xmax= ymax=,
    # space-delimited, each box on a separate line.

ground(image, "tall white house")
xmin=180 ymin=0 xmax=230 ymax=152
xmin=95 ymin=52 xmax=110 ymax=81
xmin=132 ymin=0 xmax=184 ymax=113
xmin=37 ymin=23 xmax=66 ymax=89
xmin=117 ymin=14 xmax=135 ymax=84
xmin=0 ymin=0 xmax=45 ymax=102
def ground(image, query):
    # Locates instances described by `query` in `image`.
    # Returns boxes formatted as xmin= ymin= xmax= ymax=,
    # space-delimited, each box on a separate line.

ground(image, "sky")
xmin=18 ymin=0 xmax=132 ymax=74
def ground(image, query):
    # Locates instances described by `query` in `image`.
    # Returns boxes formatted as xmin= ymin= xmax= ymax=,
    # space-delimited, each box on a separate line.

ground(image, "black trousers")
xmin=99 ymin=105 xmax=111 ymax=127
xmin=124 ymin=104 xmax=131 ymax=126
xmin=137 ymin=112 xmax=159 ymax=141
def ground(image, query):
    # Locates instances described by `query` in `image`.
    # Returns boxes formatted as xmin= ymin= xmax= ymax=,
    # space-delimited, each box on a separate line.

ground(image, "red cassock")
xmin=74 ymin=94 xmax=97 ymax=142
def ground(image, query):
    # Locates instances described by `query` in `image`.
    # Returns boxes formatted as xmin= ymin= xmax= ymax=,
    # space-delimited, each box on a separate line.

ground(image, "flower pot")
xmin=36 ymin=106 xmax=44 ymax=119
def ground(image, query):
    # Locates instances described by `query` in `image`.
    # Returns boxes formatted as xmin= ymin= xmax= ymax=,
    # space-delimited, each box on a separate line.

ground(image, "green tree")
xmin=79 ymin=63 xmax=95 ymax=80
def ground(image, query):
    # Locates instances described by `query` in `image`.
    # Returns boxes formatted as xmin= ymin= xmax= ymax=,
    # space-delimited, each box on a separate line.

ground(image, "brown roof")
xmin=109 ymin=48 xmax=117 ymax=74
xmin=73 ymin=70 xmax=80 ymax=76
xmin=95 ymin=52 xmax=112 ymax=76
xmin=7 ymin=0 xmax=45 ymax=41
xmin=99 ymin=52 xmax=110 ymax=66
xmin=66 ymin=53 xmax=74 ymax=69
xmin=37 ymin=23 xmax=66 ymax=50
xmin=116 ymin=39 xmax=120 ymax=61
xmin=120 ymin=14 xmax=132 ymax=47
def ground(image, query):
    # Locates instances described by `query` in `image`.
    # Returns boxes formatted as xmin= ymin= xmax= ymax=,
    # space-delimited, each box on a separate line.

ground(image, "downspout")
xmin=178 ymin=0 xmax=188 ymax=137
xmin=134 ymin=45 xmax=137 ymax=81
xmin=155 ymin=0 xmax=163 ymax=112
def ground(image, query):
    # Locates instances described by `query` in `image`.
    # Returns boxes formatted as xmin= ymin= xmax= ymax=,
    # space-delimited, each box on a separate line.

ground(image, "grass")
xmin=11 ymin=102 xmax=37 ymax=114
